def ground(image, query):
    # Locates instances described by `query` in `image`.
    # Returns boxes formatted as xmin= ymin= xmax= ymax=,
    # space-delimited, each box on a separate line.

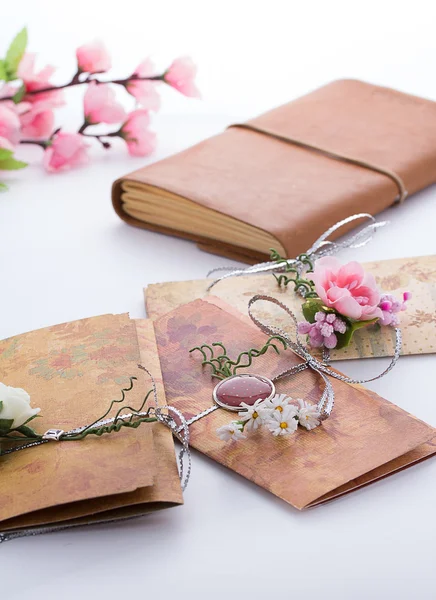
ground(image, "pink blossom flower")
xmin=19 ymin=102 xmax=55 ymax=139
xmin=0 ymin=136 xmax=14 ymax=152
xmin=84 ymin=82 xmax=126 ymax=124
xmin=43 ymin=132 xmax=89 ymax=173
xmin=0 ymin=104 xmax=21 ymax=146
xmin=0 ymin=83 xmax=19 ymax=101
xmin=120 ymin=110 xmax=156 ymax=157
xmin=126 ymin=59 xmax=161 ymax=111
xmin=378 ymin=292 xmax=411 ymax=327
xmin=18 ymin=53 xmax=64 ymax=106
xmin=311 ymin=257 xmax=382 ymax=321
xmin=298 ymin=311 xmax=347 ymax=349
xmin=76 ymin=40 xmax=111 ymax=73
xmin=164 ymin=57 xmax=200 ymax=97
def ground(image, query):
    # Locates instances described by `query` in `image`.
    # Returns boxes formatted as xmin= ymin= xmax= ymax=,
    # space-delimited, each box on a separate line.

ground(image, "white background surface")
xmin=1 ymin=1 xmax=436 ymax=598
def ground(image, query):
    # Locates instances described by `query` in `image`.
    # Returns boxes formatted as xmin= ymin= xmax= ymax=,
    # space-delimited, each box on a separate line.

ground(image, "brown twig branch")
xmin=0 ymin=73 xmax=165 ymax=102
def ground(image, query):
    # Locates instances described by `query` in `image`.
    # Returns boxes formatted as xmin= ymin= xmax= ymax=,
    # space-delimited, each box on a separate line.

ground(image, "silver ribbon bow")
xmin=207 ymin=213 xmax=386 ymax=291
xmin=248 ymin=295 xmax=402 ymax=419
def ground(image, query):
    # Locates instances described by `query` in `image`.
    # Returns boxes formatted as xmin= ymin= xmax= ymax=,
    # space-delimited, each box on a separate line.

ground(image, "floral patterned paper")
xmin=0 ymin=314 xmax=182 ymax=533
xmin=153 ymin=299 xmax=436 ymax=509
xmin=146 ymin=255 xmax=436 ymax=360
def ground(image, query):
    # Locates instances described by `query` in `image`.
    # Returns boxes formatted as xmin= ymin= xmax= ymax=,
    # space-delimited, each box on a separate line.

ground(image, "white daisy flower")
xmin=262 ymin=393 xmax=291 ymax=415
xmin=297 ymin=399 xmax=321 ymax=430
xmin=238 ymin=399 xmax=265 ymax=432
xmin=216 ymin=421 xmax=246 ymax=441
xmin=266 ymin=405 xmax=298 ymax=436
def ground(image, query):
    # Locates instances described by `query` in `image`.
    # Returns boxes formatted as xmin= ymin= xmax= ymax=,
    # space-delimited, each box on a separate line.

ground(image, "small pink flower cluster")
xmin=379 ymin=292 xmax=411 ymax=327
xmin=298 ymin=311 xmax=347 ymax=349
xmin=0 ymin=31 xmax=199 ymax=179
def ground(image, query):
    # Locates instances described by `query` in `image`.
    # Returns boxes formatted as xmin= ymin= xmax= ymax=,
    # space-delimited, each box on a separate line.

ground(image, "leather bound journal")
xmin=112 ymin=79 xmax=436 ymax=263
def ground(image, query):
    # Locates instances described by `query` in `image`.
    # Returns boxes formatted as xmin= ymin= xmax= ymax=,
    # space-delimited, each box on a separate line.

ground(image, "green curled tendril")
xmin=0 ymin=376 xmax=158 ymax=452
xmin=270 ymin=249 xmax=318 ymax=298
xmin=190 ymin=336 xmax=287 ymax=380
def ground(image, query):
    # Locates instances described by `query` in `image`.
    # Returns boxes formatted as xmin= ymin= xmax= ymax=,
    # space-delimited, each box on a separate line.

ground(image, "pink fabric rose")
xmin=84 ymin=81 xmax=126 ymax=124
xmin=120 ymin=110 xmax=156 ymax=157
xmin=43 ymin=132 xmax=89 ymax=172
xmin=164 ymin=57 xmax=200 ymax=97
xmin=19 ymin=102 xmax=55 ymax=139
xmin=126 ymin=59 xmax=161 ymax=111
xmin=76 ymin=40 xmax=111 ymax=73
xmin=0 ymin=104 xmax=21 ymax=146
xmin=18 ymin=53 xmax=64 ymax=106
xmin=311 ymin=257 xmax=382 ymax=321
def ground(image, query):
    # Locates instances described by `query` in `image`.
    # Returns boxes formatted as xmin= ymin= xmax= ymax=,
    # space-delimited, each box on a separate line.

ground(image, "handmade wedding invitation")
xmin=113 ymin=79 xmax=436 ymax=262
xmin=0 ymin=314 xmax=183 ymax=540
xmin=152 ymin=298 xmax=436 ymax=508
xmin=145 ymin=255 xmax=436 ymax=360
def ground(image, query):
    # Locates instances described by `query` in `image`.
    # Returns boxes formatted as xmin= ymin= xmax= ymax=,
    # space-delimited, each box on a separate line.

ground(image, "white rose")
xmin=0 ymin=383 xmax=40 ymax=429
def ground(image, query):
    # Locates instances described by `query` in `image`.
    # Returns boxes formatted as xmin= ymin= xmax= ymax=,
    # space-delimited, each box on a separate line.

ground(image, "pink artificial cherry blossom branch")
xmin=0 ymin=72 xmax=166 ymax=103
xmin=0 ymin=31 xmax=200 ymax=184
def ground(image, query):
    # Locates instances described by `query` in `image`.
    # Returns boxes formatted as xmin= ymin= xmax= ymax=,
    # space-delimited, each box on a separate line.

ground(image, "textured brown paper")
xmin=146 ymin=255 xmax=436 ymax=360
xmin=153 ymin=299 xmax=436 ymax=508
xmin=0 ymin=315 xmax=182 ymax=535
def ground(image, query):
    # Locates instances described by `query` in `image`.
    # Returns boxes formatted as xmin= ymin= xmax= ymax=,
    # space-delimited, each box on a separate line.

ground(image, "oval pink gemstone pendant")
xmin=213 ymin=374 xmax=275 ymax=412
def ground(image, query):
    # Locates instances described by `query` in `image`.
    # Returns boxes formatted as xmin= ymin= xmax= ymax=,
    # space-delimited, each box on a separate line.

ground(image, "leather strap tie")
xmin=228 ymin=123 xmax=408 ymax=205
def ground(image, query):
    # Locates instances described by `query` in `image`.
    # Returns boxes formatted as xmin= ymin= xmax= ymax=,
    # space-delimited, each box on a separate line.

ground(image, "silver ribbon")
xmin=137 ymin=366 xmax=191 ymax=492
xmin=248 ymin=295 xmax=402 ymax=419
xmin=207 ymin=213 xmax=386 ymax=291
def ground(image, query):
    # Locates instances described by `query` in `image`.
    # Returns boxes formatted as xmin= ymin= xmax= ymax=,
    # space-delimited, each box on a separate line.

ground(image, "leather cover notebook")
xmin=112 ymin=79 xmax=436 ymax=263
xmin=0 ymin=314 xmax=182 ymax=540
xmin=153 ymin=298 xmax=436 ymax=508
xmin=145 ymin=255 xmax=436 ymax=361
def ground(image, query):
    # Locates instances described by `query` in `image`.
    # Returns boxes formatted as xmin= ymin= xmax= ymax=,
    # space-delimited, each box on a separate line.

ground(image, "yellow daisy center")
xmin=253 ymin=411 xmax=259 ymax=419
xmin=277 ymin=406 xmax=283 ymax=412
xmin=280 ymin=422 xmax=288 ymax=429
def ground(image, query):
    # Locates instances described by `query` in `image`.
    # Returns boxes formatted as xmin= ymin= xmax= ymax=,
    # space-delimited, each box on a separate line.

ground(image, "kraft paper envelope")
xmin=153 ymin=298 xmax=436 ymax=508
xmin=0 ymin=314 xmax=182 ymax=540
xmin=145 ymin=255 xmax=436 ymax=361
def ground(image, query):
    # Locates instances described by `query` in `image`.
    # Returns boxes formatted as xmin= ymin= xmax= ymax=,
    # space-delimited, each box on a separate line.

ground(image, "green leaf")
xmin=12 ymin=83 xmax=26 ymax=103
xmin=14 ymin=425 xmax=40 ymax=438
xmin=0 ymin=401 xmax=3 ymax=413
xmin=0 ymin=419 xmax=14 ymax=435
xmin=0 ymin=157 xmax=27 ymax=171
xmin=335 ymin=318 xmax=379 ymax=350
xmin=0 ymin=148 xmax=13 ymax=161
xmin=0 ymin=60 xmax=7 ymax=81
xmin=0 ymin=182 xmax=8 ymax=192
xmin=5 ymin=27 xmax=28 ymax=78
xmin=302 ymin=298 xmax=325 ymax=323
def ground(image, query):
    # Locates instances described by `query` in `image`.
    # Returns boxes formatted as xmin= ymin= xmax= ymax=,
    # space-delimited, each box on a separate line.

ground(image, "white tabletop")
xmin=2 ymin=1 xmax=436 ymax=597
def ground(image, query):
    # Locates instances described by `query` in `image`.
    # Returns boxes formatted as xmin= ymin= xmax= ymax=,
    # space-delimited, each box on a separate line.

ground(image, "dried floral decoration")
xmin=194 ymin=216 xmax=409 ymax=442
xmin=271 ymin=251 xmax=410 ymax=350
